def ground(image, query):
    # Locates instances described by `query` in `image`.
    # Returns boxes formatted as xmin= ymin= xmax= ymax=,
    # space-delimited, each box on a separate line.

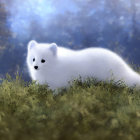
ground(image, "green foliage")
xmin=0 ymin=75 xmax=140 ymax=140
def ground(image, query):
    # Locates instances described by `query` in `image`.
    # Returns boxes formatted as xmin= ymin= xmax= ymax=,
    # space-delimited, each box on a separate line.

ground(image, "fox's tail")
xmin=127 ymin=71 xmax=140 ymax=88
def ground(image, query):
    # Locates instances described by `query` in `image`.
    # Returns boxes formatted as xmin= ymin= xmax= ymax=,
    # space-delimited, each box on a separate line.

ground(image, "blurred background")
xmin=0 ymin=0 xmax=140 ymax=81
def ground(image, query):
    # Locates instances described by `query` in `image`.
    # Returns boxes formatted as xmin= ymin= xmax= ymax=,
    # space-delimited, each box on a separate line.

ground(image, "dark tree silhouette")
xmin=0 ymin=3 xmax=11 ymax=53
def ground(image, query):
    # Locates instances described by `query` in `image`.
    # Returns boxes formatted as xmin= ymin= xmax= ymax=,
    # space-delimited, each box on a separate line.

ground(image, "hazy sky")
xmin=1 ymin=0 xmax=140 ymax=46
xmin=2 ymin=0 xmax=135 ymax=38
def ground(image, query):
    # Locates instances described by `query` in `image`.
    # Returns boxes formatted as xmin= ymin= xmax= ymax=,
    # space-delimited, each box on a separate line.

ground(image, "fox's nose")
xmin=34 ymin=66 xmax=38 ymax=70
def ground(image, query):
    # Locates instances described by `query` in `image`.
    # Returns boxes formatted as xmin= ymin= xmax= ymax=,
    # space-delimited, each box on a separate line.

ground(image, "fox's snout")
xmin=34 ymin=66 xmax=38 ymax=70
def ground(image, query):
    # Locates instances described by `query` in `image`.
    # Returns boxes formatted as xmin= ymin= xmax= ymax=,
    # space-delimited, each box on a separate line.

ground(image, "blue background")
xmin=0 ymin=0 xmax=140 ymax=80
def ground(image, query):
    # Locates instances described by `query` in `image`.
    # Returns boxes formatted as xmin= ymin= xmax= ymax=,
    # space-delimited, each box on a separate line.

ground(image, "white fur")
xmin=27 ymin=40 xmax=140 ymax=89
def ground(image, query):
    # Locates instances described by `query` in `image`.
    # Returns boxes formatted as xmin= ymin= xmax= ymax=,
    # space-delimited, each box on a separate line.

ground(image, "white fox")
xmin=27 ymin=40 xmax=140 ymax=89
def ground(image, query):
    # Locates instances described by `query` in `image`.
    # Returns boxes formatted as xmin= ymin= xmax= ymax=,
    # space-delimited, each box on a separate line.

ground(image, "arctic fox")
xmin=27 ymin=40 xmax=140 ymax=89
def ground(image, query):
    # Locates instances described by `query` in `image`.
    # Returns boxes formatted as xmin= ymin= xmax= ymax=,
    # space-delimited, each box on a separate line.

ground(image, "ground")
xmin=0 ymin=75 xmax=140 ymax=140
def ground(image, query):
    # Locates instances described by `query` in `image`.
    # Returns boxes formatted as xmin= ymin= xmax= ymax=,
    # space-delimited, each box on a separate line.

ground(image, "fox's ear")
xmin=28 ymin=40 xmax=37 ymax=50
xmin=50 ymin=43 xmax=57 ymax=56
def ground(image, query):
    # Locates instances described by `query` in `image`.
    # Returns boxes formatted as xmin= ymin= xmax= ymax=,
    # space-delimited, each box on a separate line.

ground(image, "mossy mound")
xmin=0 ymin=75 xmax=140 ymax=140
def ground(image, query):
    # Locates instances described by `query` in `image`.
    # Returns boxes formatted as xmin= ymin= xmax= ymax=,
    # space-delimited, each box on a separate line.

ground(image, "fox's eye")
xmin=41 ymin=59 xmax=45 ymax=63
xmin=33 ymin=58 xmax=35 ymax=62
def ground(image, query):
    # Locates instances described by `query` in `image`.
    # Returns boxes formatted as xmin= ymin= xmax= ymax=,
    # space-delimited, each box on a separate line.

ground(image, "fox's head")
xmin=27 ymin=40 xmax=57 ymax=71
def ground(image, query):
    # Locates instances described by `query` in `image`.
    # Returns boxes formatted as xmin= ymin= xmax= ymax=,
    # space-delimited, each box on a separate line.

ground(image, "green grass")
xmin=0 ymin=75 xmax=140 ymax=140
